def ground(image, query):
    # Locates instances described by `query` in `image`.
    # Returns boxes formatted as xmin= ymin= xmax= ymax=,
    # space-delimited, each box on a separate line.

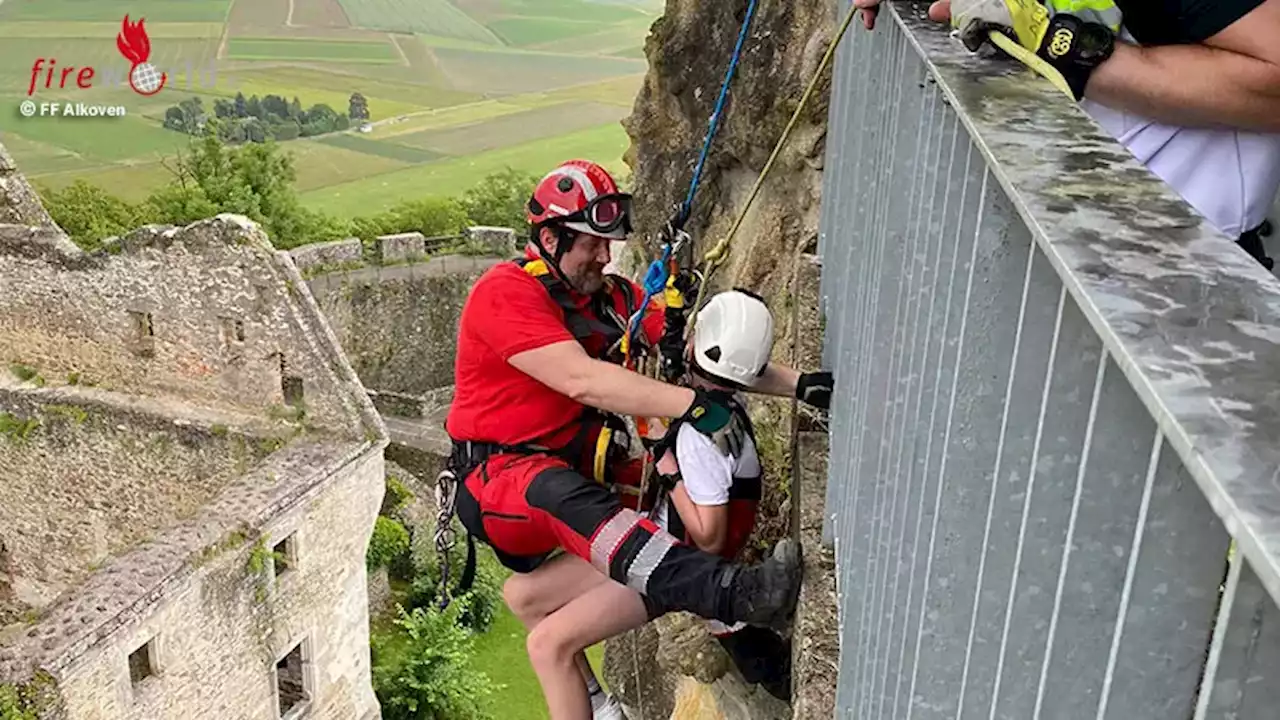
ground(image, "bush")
xmin=460 ymin=167 xmax=538 ymax=234
xmin=348 ymin=197 xmax=470 ymax=245
xmin=382 ymin=474 xmax=414 ymax=516
xmin=372 ymin=601 xmax=497 ymax=720
xmin=408 ymin=518 xmax=505 ymax=633
xmin=367 ymin=516 xmax=411 ymax=574
xmin=40 ymin=180 xmax=156 ymax=251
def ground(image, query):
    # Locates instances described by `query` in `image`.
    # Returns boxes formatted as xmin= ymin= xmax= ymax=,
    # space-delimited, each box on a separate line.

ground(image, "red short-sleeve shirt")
xmin=445 ymin=260 xmax=664 ymax=448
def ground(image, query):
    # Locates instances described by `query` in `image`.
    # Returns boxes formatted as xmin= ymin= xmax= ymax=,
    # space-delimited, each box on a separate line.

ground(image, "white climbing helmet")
xmin=692 ymin=289 xmax=775 ymax=388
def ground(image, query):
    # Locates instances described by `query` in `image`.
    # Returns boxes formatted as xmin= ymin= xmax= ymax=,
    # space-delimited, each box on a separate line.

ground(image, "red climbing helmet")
xmin=527 ymin=160 xmax=633 ymax=241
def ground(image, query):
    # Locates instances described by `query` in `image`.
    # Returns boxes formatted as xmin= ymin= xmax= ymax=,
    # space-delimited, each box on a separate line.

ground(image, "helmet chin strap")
xmin=532 ymin=223 xmax=583 ymax=292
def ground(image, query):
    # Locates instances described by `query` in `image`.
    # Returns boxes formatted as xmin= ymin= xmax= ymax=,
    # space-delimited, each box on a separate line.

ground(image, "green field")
xmin=488 ymin=17 xmax=602 ymax=47
xmin=0 ymin=0 xmax=234 ymax=22
xmin=432 ymin=47 xmax=645 ymax=96
xmin=337 ymin=0 xmax=500 ymax=42
xmin=2 ymin=0 xmax=655 ymax=233
xmin=226 ymin=37 xmax=401 ymax=63
xmin=0 ymin=21 xmax=226 ymax=38
xmin=301 ymin=122 xmax=630 ymax=216
xmin=394 ymin=102 xmax=627 ymax=156
xmin=316 ymin=132 xmax=445 ymax=163
xmin=457 ymin=0 xmax=643 ymax=24
xmin=1 ymin=113 xmax=187 ymax=162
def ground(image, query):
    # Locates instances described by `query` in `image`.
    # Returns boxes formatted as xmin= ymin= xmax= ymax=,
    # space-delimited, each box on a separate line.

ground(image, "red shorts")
xmin=453 ymin=452 xmax=658 ymax=574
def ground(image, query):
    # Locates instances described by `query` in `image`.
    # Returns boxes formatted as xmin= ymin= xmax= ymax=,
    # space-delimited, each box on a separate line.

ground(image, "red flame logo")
xmin=116 ymin=15 xmax=167 ymax=96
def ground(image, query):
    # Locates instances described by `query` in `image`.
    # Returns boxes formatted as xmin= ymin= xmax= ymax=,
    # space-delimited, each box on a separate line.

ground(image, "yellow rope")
xmin=985 ymin=30 xmax=1075 ymax=98
xmin=685 ymin=0 xmax=860 ymax=331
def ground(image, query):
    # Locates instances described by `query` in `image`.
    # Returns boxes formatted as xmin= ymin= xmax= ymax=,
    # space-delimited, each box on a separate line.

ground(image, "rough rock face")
xmin=609 ymin=0 xmax=837 ymax=715
xmin=604 ymin=614 xmax=790 ymax=720
xmin=622 ymin=0 xmax=833 ymax=306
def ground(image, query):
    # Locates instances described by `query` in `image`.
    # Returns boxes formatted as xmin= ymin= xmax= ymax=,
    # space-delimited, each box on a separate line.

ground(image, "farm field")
xmin=226 ymin=38 xmax=401 ymax=63
xmin=300 ymin=122 xmax=630 ymax=217
xmin=1 ymin=0 xmax=661 ymax=228
xmin=0 ymin=0 xmax=234 ymax=23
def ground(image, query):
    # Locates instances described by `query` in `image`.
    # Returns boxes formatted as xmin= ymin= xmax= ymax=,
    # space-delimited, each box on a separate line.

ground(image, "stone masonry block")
xmin=289 ymin=238 xmax=363 ymax=273
xmin=377 ymin=232 xmax=426 ymax=263
xmin=466 ymin=225 xmax=518 ymax=257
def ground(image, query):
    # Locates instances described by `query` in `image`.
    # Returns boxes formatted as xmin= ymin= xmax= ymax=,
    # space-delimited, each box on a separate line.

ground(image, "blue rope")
xmin=678 ymin=0 xmax=760 ymax=228
xmin=624 ymin=0 xmax=758 ymax=358
xmin=626 ymin=244 xmax=672 ymax=350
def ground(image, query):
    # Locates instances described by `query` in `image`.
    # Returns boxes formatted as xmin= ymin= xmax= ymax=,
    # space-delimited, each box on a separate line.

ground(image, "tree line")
xmin=162 ymin=92 xmax=373 ymax=144
xmin=38 ymin=128 xmax=538 ymax=253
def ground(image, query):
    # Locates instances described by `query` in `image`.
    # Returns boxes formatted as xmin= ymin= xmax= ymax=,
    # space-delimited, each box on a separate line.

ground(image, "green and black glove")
xmin=659 ymin=388 xmax=747 ymax=458
xmin=680 ymin=388 xmax=734 ymax=435
xmin=950 ymin=0 xmax=1117 ymax=101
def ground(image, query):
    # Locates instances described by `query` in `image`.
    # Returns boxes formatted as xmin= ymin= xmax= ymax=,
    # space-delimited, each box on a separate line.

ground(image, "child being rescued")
xmin=644 ymin=287 xmax=793 ymax=701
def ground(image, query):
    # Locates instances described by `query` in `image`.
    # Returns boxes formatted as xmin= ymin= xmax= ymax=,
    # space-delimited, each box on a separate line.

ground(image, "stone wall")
xmin=0 ymin=389 xmax=277 ymax=622
xmin=0 ymin=215 xmax=368 ymax=436
xmin=606 ymin=0 xmax=837 ymax=704
xmin=289 ymin=238 xmax=363 ymax=275
xmin=48 ymin=448 xmax=384 ymax=720
xmin=309 ymin=262 xmax=496 ymax=396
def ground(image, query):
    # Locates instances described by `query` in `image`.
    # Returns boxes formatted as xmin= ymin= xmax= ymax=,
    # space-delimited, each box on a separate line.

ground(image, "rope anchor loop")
xmin=433 ymin=467 xmax=459 ymax=610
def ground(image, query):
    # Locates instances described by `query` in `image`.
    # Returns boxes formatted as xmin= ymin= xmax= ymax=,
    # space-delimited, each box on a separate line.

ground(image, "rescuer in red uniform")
xmin=444 ymin=159 xmax=834 ymax=720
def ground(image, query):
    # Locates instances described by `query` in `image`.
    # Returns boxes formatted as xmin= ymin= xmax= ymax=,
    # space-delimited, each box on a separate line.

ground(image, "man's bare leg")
xmin=525 ymin=578 xmax=649 ymax=720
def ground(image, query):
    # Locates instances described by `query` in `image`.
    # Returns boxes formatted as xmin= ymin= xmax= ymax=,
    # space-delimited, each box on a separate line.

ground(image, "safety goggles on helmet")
xmin=555 ymin=192 xmax=633 ymax=238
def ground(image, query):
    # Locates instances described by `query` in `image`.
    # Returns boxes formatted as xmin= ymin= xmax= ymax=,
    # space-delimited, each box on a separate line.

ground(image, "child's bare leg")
xmin=504 ymin=553 xmax=608 ymax=628
xmin=526 ymin=579 xmax=649 ymax=720
xmin=504 ymin=554 xmax=615 ymax=700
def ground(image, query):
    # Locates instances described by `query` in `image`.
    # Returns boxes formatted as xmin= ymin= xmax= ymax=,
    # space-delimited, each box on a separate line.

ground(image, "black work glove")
xmin=796 ymin=370 xmax=834 ymax=410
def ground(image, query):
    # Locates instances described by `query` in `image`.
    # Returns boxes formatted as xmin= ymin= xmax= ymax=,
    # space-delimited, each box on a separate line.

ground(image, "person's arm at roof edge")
xmin=1082 ymin=0 xmax=1280 ymax=132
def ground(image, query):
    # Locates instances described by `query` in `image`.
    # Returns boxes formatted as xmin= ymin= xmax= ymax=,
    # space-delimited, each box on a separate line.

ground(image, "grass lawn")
xmin=204 ymin=73 xmax=427 ymax=122
xmin=24 ymin=132 xmax=423 ymax=200
xmin=300 ymin=121 xmax=631 ymax=217
xmin=472 ymin=604 xmax=608 ymax=720
xmin=226 ymin=37 xmax=401 ymax=63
